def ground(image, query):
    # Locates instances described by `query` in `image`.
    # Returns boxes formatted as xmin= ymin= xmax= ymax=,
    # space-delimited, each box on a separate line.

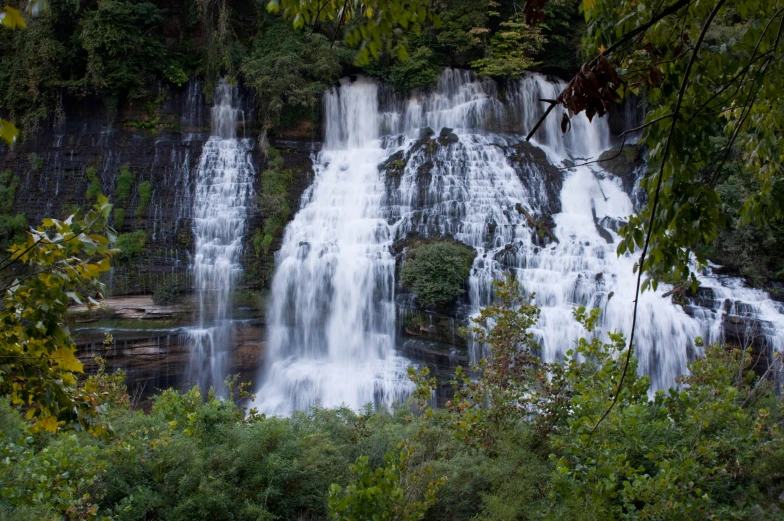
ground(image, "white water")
xmin=255 ymin=79 xmax=413 ymax=414
xmin=257 ymin=69 xmax=784 ymax=412
xmin=188 ymin=80 xmax=255 ymax=391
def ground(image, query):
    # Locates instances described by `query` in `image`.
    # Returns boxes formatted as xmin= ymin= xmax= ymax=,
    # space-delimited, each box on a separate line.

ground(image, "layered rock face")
xmin=0 ymin=82 xmax=315 ymax=296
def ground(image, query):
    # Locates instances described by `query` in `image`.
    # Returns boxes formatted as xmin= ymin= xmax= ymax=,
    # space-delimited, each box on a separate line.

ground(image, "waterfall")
xmin=188 ymin=80 xmax=255 ymax=391
xmin=257 ymin=69 xmax=784 ymax=413
xmin=256 ymin=78 xmax=413 ymax=414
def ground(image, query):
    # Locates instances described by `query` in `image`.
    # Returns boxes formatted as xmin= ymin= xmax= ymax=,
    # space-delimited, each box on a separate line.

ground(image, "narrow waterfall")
xmin=257 ymin=69 xmax=784 ymax=412
xmin=188 ymin=80 xmax=255 ymax=391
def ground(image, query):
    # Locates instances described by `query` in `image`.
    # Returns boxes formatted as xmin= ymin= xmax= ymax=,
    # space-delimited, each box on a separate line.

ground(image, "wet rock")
xmin=597 ymin=144 xmax=644 ymax=194
xmin=420 ymin=126 xmax=435 ymax=138
xmin=437 ymin=133 xmax=459 ymax=146
xmin=507 ymin=140 xmax=563 ymax=215
xmin=591 ymin=207 xmax=614 ymax=244
xmin=378 ymin=150 xmax=407 ymax=184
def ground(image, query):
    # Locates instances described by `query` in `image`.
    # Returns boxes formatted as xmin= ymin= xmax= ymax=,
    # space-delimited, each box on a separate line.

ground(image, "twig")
xmin=309 ymin=0 xmax=327 ymax=35
xmin=525 ymin=101 xmax=557 ymax=142
xmin=330 ymin=0 xmax=350 ymax=48
xmin=590 ymin=0 xmax=727 ymax=436
xmin=525 ymin=0 xmax=694 ymax=142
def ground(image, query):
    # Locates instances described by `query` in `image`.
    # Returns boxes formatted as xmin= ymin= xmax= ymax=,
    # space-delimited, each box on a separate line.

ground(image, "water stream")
xmin=187 ymin=80 xmax=255 ymax=391
xmin=256 ymin=70 xmax=784 ymax=413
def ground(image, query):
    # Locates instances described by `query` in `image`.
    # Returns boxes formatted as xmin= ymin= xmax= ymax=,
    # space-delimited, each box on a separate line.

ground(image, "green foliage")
xmin=79 ymin=0 xmax=167 ymax=97
xmin=471 ymin=13 xmax=544 ymax=78
xmin=0 ymin=197 xmax=115 ymax=433
xmin=29 ymin=153 xmax=43 ymax=171
xmin=364 ymin=41 xmax=444 ymax=91
xmin=152 ymin=278 xmax=186 ymax=306
xmin=1 ymin=277 xmax=783 ymax=519
xmin=401 ymin=240 xmax=475 ymax=307
xmin=329 ymin=441 xmax=445 ymax=521
xmin=580 ymin=0 xmax=784 ymax=288
xmin=0 ymin=169 xmax=26 ymax=249
xmin=242 ymin=12 xmax=344 ymax=129
xmin=0 ymin=170 xmax=18 ymax=215
xmin=135 ymin=180 xmax=152 ymax=217
xmin=113 ymin=207 xmax=126 ymax=229
xmin=114 ymin=230 xmax=147 ymax=263
xmin=114 ymin=165 xmax=136 ymax=205
xmin=704 ymin=141 xmax=784 ymax=286
xmin=85 ymin=166 xmax=102 ymax=202
xmin=268 ymin=0 xmax=441 ymax=65
xmin=255 ymin=148 xmax=293 ymax=254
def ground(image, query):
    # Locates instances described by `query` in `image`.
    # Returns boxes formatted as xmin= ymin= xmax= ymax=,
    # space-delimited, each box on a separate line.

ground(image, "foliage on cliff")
xmin=401 ymin=240 xmax=475 ymax=308
xmin=0 ymin=0 xmax=584 ymax=139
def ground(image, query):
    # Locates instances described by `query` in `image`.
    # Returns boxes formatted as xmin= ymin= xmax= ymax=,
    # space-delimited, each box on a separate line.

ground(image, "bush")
xmin=152 ymin=278 xmax=186 ymax=306
xmin=114 ymin=230 xmax=146 ymax=263
xmin=254 ymin=148 xmax=292 ymax=254
xmin=85 ymin=166 xmax=102 ymax=201
xmin=135 ymin=180 xmax=152 ymax=217
xmin=114 ymin=164 xmax=136 ymax=204
xmin=401 ymin=240 xmax=475 ymax=307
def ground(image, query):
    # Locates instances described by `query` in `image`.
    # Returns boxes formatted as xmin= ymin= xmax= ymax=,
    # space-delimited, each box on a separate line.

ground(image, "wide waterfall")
xmin=257 ymin=69 xmax=784 ymax=413
xmin=188 ymin=80 xmax=255 ymax=391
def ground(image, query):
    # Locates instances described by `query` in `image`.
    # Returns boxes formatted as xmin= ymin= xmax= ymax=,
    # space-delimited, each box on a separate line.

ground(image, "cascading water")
xmin=258 ymin=69 xmax=784 ymax=412
xmin=188 ymin=80 xmax=255 ymax=391
xmin=256 ymin=78 xmax=413 ymax=414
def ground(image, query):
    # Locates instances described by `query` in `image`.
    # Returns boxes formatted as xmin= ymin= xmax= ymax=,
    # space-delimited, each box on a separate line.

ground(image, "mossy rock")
xmin=379 ymin=150 xmax=407 ymax=181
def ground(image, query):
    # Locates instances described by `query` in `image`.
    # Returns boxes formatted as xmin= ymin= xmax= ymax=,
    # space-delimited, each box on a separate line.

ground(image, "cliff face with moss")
xmin=0 ymin=84 xmax=316 ymax=296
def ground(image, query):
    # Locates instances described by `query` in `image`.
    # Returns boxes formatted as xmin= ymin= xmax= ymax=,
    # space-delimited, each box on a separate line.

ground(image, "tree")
xmin=0 ymin=197 xmax=115 ymax=433
xmin=267 ymin=0 xmax=441 ymax=64
xmin=329 ymin=441 xmax=445 ymax=521
xmin=470 ymin=13 xmax=545 ymax=78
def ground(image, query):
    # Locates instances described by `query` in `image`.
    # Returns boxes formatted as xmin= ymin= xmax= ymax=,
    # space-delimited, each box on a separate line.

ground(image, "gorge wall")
xmin=0 ymin=82 xmax=316 ymax=296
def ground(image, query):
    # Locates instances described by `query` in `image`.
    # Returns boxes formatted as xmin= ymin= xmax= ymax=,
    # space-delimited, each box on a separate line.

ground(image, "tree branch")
xmin=590 ymin=0 xmax=728 ymax=436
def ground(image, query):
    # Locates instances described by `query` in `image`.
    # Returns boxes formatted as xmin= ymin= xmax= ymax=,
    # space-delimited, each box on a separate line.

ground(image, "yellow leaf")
xmin=583 ymin=0 xmax=596 ymax=10
xmin=1 ymin=6 xmax=26 ymax=29
xmin=366 ymin=6 xmax=373 ymax=18
xmin=51 ymin=347 xmax=84 ymax=373
xmin=0 ymin=119 xmax=19 ymax=145
xmin=35 ymin=415 xmax=59 ymax=432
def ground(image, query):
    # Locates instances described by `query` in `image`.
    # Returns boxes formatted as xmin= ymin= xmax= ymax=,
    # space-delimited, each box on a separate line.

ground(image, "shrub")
xmin=135 ymin=181 xmax=152 ymax=217
xmin=114 ymin=230 xmax=147 ymax=263
xmin=85 ymin=166 xmax=102 ymax=201
xmin=114 ymin=164 xmax=136 ymax=204
xmin=152 ymin=278 xmax=185 ymax=306
xmin=255 ymin=148 xmax=292 ymax=254
xmin=113 ymin=207 xmax=126 ymax=229
xmin=401 ymin=240 xmax=475 ymax=307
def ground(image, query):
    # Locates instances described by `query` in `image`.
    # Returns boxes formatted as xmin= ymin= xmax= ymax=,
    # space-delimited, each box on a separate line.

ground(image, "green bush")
xmin=135 ymin=180 xmax=152 ymax=217
xmin=114 ymin=230 xmax=147 ymax=263
xmin=254 ymin=148 xmax=293 ymax=254
xmin=114 ymin=164 xmax=136 ymax=205
xmin=113 ymin=207 xmax=126 ymax=229
xmin=401 ymin=240 xmax=475 ymax=307
xmin=85 ymin=166 xmax=102 ymax=201
xmin=152 ymin=278 xmax=186 ymax=306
